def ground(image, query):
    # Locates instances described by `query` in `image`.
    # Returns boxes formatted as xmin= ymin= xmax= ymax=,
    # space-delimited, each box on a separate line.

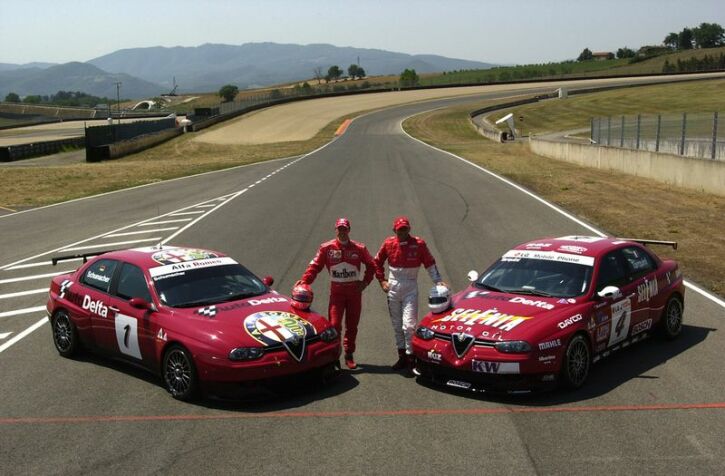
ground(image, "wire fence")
xmin=591 ymin=112 xmax=723 ymax=160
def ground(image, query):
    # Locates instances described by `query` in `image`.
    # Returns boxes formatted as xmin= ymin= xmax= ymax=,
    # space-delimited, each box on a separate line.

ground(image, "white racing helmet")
xmin=428 ymin=284 xmax=451 ymax=314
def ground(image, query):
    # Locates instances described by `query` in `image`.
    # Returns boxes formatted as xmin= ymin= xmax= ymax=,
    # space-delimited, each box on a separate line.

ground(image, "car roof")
xmin=93 ymin=245 xmax=229 ymax=270
xmin=512 ymin=235 xmax=639 ymax=260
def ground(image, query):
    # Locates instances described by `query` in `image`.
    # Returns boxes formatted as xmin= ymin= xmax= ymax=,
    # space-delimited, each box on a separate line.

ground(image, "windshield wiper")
xmin=476 ymin=283 xmax=504 ymax=292
xmin=175 ymin=299 xmax=223 ymax=308
xmin=508 ymin=288 xmax=556 ymax=298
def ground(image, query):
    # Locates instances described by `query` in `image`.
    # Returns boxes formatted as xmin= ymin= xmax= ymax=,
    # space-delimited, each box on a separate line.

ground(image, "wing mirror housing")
xmin=467 ymin=270 xmax=479 ymax=282
xmin=597 ymin=285 xmax=622 ymax=300
xmin=263 ymin=276 xmax=274 ymax=287
xmin=130 ymin=297 xmax=156 ymax=312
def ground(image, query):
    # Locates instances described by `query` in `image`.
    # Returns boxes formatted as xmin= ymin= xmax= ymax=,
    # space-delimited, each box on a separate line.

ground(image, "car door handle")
xmin=109 ymin=306 xmax=120 ymax=312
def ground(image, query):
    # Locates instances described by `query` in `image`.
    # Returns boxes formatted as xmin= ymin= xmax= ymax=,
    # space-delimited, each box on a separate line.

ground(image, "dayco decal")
xmin=471 ymin=360 xmax=520 ymax=374
xmin=432 ymin=308 xmax=532 ymax=332
xmin=557 ymin=314 xmax=583 ymax=329
xmin=631 ymin=318 xmax=652 ymax=336
xmin=538 ymin=339 xmax=561 ymax=350
xmin=82 ymin=294 xmax=109 ymax=318
xmin=637 ymin=279 xmax=658 ymax=303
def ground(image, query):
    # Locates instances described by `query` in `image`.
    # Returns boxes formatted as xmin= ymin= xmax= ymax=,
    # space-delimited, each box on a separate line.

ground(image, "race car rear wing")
xmin=51 ymin=249 xmax=118 ymax=266
xmin=618 ymin=238 xmax=678 ymax=250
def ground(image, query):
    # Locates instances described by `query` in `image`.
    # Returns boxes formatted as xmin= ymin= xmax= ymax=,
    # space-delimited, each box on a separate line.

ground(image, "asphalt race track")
xmin=1 ymin=86 xmax=724 ymax=474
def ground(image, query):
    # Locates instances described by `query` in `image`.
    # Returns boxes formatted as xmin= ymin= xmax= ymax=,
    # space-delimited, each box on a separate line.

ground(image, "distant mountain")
xmin=0 ymin=62 xmax=164 ymax=99
xmin=89 ymin=42 xmax=496 ymax=92
xmin=0 ymin=62 xmax=56 ymax=72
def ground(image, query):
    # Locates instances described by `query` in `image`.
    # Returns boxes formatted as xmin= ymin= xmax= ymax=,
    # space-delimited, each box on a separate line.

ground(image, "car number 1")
xmin=114 ymin=313 xmax=142 ymax=359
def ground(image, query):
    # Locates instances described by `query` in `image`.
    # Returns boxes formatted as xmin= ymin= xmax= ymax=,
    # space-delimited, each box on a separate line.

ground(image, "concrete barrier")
xmin=86 ymin=128 xmax=182 ymax=162
xmin=529 ymin=137 xmax=725 ymax=196
xmin=0 ymin=137 xmax=85 ymax=162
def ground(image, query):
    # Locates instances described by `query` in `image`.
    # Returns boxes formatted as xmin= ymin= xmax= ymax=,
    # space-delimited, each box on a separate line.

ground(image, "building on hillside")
xmin=592 ymin=52 xmax=615 ymax=61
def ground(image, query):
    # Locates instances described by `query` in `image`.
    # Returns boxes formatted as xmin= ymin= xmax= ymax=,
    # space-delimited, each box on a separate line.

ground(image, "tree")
xmin=327 ymin=65 xmax=342 ymax=82
xmin=664 ymin=32 xmax=679 ymax=49
xmin=577 ymin=48 xmax=593 ymax=61
xmin=348 ymin=64 xmax=365 ymax=80
xmin=4 ymin=92 xmax=20 ymax=103
xmin=692 ymin=22 xmax=725 ymax=48
xmin=312 ymin=66 xmax=324 ymax=85
xmin=218 ymin=84 xmax=238 ymax=102
xmin=22 ymin=95 xmax=42 ymax=104
xmin=616 ymin=47 xmax=635 ymax=59
xmin=399 ymin=68 xmax=420 ymax=87
xmin=678 ymin=28 xmax=694 ymax=49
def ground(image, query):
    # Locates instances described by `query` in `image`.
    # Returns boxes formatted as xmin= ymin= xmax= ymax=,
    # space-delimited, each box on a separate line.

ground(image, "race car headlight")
xmin=415 ymin=326 xmax=435 ymax=340
xmin=320 ymin=327 xmax=339 ymax=342
xmin=229 ymin=347 xmax=264 ymax=361
xmin=494 ymin=341 xmax=531 ymax=353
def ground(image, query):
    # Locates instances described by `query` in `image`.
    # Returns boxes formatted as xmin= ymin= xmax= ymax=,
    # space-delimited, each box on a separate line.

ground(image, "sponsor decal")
xmin=555 ymin=236 xmax=604 ymax=243
xmin=557 ymin=298 xmax=577 ymax=304
xmin=538 ymin=338 xmax=561 ymax=350
xmin=631 ymin=318 xmax=652 ymax=336
xmin=87 ymin=270 xmax=111 ymax=283
xmin=328 ymin=262 xmax=360 ymax=283
xmin=608 ymin=298 xmax=632 ymax=346
xmin=502 ymin=250 xmax=594 ymax=267
xmin=509 ymin=296 xmax=555 ymax=310
xmin=596 ymin=323 xmax=610 ymax=342
xmin=557 ymin=314 xmax=583 ymax=329
xmin=595 ymin=309 xmax=609 ymax=324
xmin=195 ymin=296 xmax=289 ymax=317
xmin=152 ymin=248 xmax=221 ymax=266
xmin=331 ymin=269 xmax=358 ymax=279
xmin=328 ymin=249 xmax=342 ymax=260
xmin=446 ymin=380 xmax=472 ymax=390
xmin=471 ymin=360 xmax=520 ymax=374
xmin=451 ymin=333 xmax=475 ymax=358
xmin=59 ymin=280 xmax=73 ymax=299
xmin=433 ymin=308 xmax=532 ymax=332
xmin=156 ymin=328 xmax=168 ymax=342
xmin=558 ymin=245 xmax=587 ymax=254
xmin=427 ymin=349 xmax=442 ymax=362
xmin=463 ymin=290 xmax=490 ymax=300
xmin=539 ymin=355 xmax=556 ymax=363
xmin=595 ymin=342 xmax=607 ymax=353
xmin=541 ymin=374 xmax=556 ymax=381
xmin=525 ymin=242 xmax=552 ymax=249
xmin=637 ymin=279 xmax=659 ymax=303
xmin=82 ymin=294 xmax=109 ymax=318
xmin=150 ymin=256 xmax=238 ymax=278
xmin=587 ymin=316 xmax=596 ymax=331
xmin=244 ymin=311 xmax=316 ymax=362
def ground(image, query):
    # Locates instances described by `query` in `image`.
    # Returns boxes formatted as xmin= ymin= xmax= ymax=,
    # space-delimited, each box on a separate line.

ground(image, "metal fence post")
xmin=712 ymin=112 xmax=719 ymax=160
xmin=620 ymin=116 xmax=625 ymax=147
xmin=597 ymin=116 xmax=602 ymax=144
xmin=607 ymin=116 xmax=611 ymax=145
xmin=635 ymin=114 xmax=641 ymax=149
xmin=655 ymin=114 xmax=661 ymax=152
xmin=680 ymin=112 xmax=687 ymax=156
xmin=590 ymin=118 xmax=594 ymax=142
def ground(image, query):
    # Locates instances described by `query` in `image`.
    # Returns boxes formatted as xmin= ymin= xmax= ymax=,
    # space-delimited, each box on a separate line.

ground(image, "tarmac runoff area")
xmin=193 ymin=73 xmax=725 ymax=145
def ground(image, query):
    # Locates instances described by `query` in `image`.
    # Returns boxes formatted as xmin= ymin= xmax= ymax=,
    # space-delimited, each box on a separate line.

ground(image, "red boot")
xmin=392 ymin=349 xmax=407 ymax=370
xmin=344 ymin=354 xmax=357 ymax=370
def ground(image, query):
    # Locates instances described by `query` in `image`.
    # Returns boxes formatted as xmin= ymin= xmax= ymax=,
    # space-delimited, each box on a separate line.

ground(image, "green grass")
xmin=488 ymin=79 xmax=725 ymax=135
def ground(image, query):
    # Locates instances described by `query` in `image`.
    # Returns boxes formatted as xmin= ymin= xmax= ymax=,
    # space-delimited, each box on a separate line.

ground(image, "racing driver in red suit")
xmin=375 ymin=216 xmax=446 ymax=371
xmin=299 ymin=218 xmax=378 ymax=370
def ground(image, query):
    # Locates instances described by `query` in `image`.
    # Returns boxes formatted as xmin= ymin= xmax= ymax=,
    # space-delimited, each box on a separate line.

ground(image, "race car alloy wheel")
xmin=662 ymin=296 xmax=684 ymax=340
xmin=562 ymin=334 xmax=590 ymax=390
xmin=163 ymin=345 xmax=199 ymax=401
xmin=52 ymin=310 xmax=78 ymax=357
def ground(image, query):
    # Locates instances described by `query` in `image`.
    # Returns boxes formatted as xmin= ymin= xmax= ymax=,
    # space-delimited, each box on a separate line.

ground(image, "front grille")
xmin=433 ymin=332 xmax=495 ymax=348
xmin=263 ymin=334 xmax=321 ymax=352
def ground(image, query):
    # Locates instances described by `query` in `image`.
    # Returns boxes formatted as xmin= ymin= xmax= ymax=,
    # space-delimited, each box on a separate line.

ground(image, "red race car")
xmin=413 ymin=236 xmax=685 ymax=394
xmin=46 ymin=246 xmax=340 ymax=400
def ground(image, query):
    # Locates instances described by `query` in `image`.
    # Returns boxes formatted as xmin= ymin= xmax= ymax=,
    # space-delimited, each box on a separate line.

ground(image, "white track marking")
xmin=0 ymin=306 xmax=47 ymax=318
xmin=197 ymin=204 xmax=217 ymax=208
xmin=104 ymin=228 xmax=178 ymax=238
xmin=0 ymin=332 xmax=11 ymax=339
xmin=138 ymin=219 xmax=192 ymax=226
xmin=6 ymin=258 xmax=83 ymax=270
xmin=0 ymin=318 xmax=47 ymax=353
xmin=0 ymin=271 xmax=70 ymax=284
xmin=60 ymin=238 xmax=162 ymax=252
xmin=168 ymin=210 xmax=206 ymax=216
xmin=0 ymin=288 xmax=48 ymax=299
xmin=400 ymin=116 xmax=725 ymax=310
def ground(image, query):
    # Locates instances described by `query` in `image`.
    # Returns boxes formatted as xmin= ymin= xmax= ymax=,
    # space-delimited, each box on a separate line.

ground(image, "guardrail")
xmin=0 ymin=137 xmax=85 ymax=162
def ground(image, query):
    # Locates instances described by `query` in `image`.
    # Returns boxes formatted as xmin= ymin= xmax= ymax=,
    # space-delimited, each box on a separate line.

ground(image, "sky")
xmin=1 ymin=0 xmax=723 ymax=66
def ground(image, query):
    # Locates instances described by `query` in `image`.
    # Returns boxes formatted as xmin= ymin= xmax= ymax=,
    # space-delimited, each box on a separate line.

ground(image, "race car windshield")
xmin=153 ymin=264 xmax=267 ymax=308
xmin=476 ymin=257 xmax=592 ymax=298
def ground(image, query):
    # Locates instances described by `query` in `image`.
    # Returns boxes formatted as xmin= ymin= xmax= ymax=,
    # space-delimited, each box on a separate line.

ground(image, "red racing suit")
xmin=374 ymin=236 xmax=442 ymax=354
xmin=301 ymin=239 xmax=377 ymax=354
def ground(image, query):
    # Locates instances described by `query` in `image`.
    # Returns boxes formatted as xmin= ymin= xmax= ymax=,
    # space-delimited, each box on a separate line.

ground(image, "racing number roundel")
xmin=114 ymin=313 xmax=142 ymax=359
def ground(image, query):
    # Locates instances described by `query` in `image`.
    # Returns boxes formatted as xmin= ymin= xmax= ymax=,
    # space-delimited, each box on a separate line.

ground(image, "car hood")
xmin=172 ymin=291 xmax=329 ymax=348
xmin=421 ymin=287 xmax=587 ymax=341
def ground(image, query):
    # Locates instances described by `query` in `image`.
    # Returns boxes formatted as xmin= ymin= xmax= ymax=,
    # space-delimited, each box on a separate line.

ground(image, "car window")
xmin=116 ymin=263 xmax=152 ymax=302
xmin=81 ymin=259 xmax=118 ymax=293
xmin=596 ymin=251 xmax=628 ymax=291
xmin=477 ymin=257 xmax=593 ymax=298
xmin=621 ymin=246 xmax=656 ymax=280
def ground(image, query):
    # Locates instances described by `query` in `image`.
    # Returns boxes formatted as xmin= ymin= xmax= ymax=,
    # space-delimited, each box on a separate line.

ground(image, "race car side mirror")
xmin=467 ymin=270 xmax=479 ymax=282
xmin=263 ymin=276 xmax=274 ymax=287
xmin=597 ymin=286 xmax=622 ymax=300
xmin=130 ymin=297 xmax=155 ymax=311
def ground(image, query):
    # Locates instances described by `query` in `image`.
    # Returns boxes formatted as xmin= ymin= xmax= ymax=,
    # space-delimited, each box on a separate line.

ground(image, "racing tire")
xmin=162 ymin=345 xmax=199 ymax=401
xmin=560 ymin=334 xmax=591 ymax=390
xmin=51 ymin=310 xmax=79 ymax=357
xmin=661 ymin=295 xmax=684 ymax=340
